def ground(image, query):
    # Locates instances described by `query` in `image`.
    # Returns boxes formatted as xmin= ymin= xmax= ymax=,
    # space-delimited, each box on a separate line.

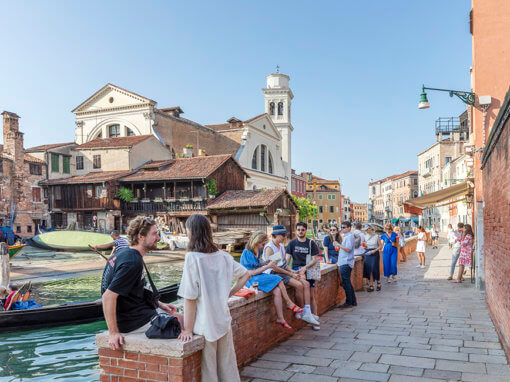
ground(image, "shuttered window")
xmin=63 ymin=156 xmax=70 ymax=174
xmin=51 ymin=154 xmax=59 ymax=173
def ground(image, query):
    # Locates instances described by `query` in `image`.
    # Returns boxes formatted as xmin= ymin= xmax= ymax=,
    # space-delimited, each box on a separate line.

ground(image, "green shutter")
xmin=51 ymin=154 xmax=59 ymax=173
xmin=63 ymin=156 xmax=70 ymax=174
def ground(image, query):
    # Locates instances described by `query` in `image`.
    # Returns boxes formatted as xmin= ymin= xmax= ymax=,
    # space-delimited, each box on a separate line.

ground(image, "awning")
xmin=391 ymin=218 xmax=399 ymax=224
xmin=404 ymin=182 xmax=472 ymax=214
xmin=412 ymin=218 xmax=419 ymax=224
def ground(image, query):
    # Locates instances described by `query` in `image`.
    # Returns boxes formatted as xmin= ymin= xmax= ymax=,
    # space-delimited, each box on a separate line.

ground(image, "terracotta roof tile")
xmin=42 ymin=170 xmax=132 ymax=185
xmin=207 ymin=189 xmax=296 ymax=209
xmin=205 ymin=113 xmax=266 ymax=131
xmin=369 ymin=170 xmax=418 ymax=185
xmin=0 ymin=145 xmax=46 ymax=164
xmin=120 ymin=154 xmax=247 ymax=182
xmin=26 ymin=142 xmax=76 ymax=152
xmin=74 ymin=135 xmax=153 ymax=149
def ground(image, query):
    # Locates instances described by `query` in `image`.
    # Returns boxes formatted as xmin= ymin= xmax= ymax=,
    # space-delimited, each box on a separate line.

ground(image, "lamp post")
xmin=418 ymin=85 xmax=476 ymax=109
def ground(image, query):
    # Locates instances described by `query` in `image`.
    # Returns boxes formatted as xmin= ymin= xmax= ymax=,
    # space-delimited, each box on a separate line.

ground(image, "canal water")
xmin=0 ymin=261 xmax=186 ymax=382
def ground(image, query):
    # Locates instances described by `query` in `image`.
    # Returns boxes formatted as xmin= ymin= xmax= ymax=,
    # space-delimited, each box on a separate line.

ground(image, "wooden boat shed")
xmin=207 ymin=189 xmax=299 ymax=238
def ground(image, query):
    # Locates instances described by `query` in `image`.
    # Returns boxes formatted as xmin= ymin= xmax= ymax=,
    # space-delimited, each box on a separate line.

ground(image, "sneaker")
xmin=416 ymin=264 xmax=421 ymax=268
xmin=301 ymin=313 xmax=320 ymax=325
xmin=313 ymin=314 xmax=319 ymax=321
xmin=312 ymin=325 xmax=320 ymax=331
xmin=338 ymin=303 xmax=353 ymax=309
xmin=295 ymin=312 xmax=303 ymax=320
xmin=420 ymin=265 xmax=425 ymax=269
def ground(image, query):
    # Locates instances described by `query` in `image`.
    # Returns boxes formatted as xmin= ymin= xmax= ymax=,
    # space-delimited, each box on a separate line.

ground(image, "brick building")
xmin=290 ymin=169 xmax=306 ymax=198
xmin=0 ymin=112 xmax=49 ymax=236
xmin=352 ymin=203 xmax=367 ymax=223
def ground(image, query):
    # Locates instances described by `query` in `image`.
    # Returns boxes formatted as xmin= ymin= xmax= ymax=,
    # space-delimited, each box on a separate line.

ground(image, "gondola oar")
xmin=88 ymin=245 xmax=109 ymax=261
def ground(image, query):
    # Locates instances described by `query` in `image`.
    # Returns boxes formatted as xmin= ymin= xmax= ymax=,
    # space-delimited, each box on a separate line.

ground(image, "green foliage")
xmin=206 ymin=178 xmax=218 ymax=196
xmin=185 ymin=144 xmax=193 ymax=149
xmin=292 ymin=195 xmax=318 ymax=222
xmin=117 ymin=187 xmax=134 ymax=202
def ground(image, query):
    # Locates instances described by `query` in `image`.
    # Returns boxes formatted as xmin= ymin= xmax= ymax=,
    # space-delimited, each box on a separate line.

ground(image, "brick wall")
xmin=482 ymin=117 xmax=510 ymax=358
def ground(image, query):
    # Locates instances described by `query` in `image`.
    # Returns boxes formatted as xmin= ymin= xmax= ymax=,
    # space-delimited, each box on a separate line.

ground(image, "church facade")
xmin=71 ymin=71 xmax=294 ymax=190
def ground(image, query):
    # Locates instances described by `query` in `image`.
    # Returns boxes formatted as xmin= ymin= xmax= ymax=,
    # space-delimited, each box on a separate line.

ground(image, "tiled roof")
xmin=205 ymin=113 xmax=266 ymax=131
xmin=42 ymin=170 xmax=132 ymax=185
xmin=207 ymin=189 xmax=296 ymax=210
xmin=26 ymin=142 xmax=76 ymax=152
xmin=120 ymin=154 xmax=247 ymax=182
xmin=73 ymin=135 xmax=153 ymax=149
xmin=369 ymin=170 xmax=418 ymax=185
xmin=0 ymin=145 xmax=46 ymax=164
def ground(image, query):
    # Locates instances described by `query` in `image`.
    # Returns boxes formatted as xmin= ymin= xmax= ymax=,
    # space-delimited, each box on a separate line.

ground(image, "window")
xmin=277 ymin=102 xmax=284 ymax=116
xmin=260 ymin=145 xmax=266 ymax=172
xmin=108 ymin=124 xmax=120 ymax=138
xmin=96 ymin=131 xmax=103 ymax=139
xmin=86 ymin=185 xmax=93 ymax=198
xmin=76 ymin=156 xmax=84 ymax=170
xmin=63 ymin=156 xmax=70 ymax=174
xmin=445 ymin=156 xmax=452 ymax=165
xmin=251 ymin=147 xmax=258 ymax=169
xmin=413 ymin=178 xmax=418 ymax=185
xmin=319 ymin=206 xmax=323 ymax=213
xmin=29 ymin=163 xmax=42 ymax=175
xmin=32 ymin=187 xmax=41 ymax=202
xmin=93 ymin=155 xmax=101 ymax=169
xmin=329 ymin=206 xmax=334 ymax=213
xmin=268 ymin=151 xmax=273 ymax=174
xmin=54 ymin=186 xmax=62 ymax=200
xmin=16 ymin=226 xmax=21 ymax=233
xmin=0 ymin=158 xmax=3 ymax=173
xmin=96 ymin=185 xmax=106 ymax=198
xmin=126 ymin=127 xmax=135 ymax=136
xmin=318 ymin=195 xmax=323 ymax=200
xmin=51 ymin=153 xmax=59 ymax=173
xmin=27 ymin=225 xmax=32 ymax=233
xmin=269 ymin=102 xmax=275 ymax=115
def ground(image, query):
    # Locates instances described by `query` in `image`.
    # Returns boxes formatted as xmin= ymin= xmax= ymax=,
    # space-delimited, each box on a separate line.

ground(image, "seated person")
xmin=93 ymin=230 xmax=129 ymax=254
xmin=263 ymin=225 xmax=319 ymax=326
xmin=101 ymin=217 xmax=183 ymax=350
xmin=4 ymin=283 xmax=18 ymax=310
xmin=0 ymin=285 xmax=9 ymax=310
xmin=241 ymin=231 xmax=303 ymax=330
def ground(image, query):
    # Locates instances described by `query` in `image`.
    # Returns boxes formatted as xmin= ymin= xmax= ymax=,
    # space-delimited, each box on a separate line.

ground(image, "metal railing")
xmin=121 ymin=199 xmax=207 ymax=213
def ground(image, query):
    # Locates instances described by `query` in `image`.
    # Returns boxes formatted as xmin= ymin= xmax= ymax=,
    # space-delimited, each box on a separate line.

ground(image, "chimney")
xmin=227 ymin=117 xmax=243 ymax=128
xmin=159 ymin=106 xmax=184 ymax=118
xmin=2 ymin=111 xmax=24 ymax=164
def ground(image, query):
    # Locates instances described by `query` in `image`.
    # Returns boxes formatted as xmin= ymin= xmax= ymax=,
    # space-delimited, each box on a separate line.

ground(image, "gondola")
xmin=0 ymin=283 xmax=180 ymax=333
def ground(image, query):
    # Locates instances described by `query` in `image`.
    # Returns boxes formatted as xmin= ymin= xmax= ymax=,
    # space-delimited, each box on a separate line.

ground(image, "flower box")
xmin=154 ymin=198 xmax=163 ymax=202
xmin=165 ymin=198 xmax=177 ymax=203
xmin=180 ymin=198 xmax=190 ymax=202
xmin=192 ymin=197 xmax=203 ymax=201
xmin=130 ymin=199 xmax=139 ymax=203
xmin=141 ymin=199 xmax=151 ymax=203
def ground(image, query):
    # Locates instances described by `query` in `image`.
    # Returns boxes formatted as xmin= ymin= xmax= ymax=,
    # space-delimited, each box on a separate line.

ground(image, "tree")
xmin=292 ymin=195 xmax=318 ymax=222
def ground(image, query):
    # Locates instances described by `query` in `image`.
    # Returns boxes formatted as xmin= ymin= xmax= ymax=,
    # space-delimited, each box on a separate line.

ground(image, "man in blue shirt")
xmin=336 ymin=221 xmax=357 ymax=308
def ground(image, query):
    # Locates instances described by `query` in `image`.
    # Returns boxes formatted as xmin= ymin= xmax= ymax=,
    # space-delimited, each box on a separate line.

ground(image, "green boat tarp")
xmin=29 ymin=231 xmax=112 ymax=251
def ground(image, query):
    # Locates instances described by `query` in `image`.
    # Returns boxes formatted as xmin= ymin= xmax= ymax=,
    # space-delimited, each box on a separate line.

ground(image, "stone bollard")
xmin=0 ymin=243 xmax=10 ymax=287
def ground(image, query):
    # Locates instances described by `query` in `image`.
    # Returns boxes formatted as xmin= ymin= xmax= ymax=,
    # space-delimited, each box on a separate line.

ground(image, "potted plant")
xmin=206 ymin=178 xmax=218 ymax=198
xmin=141 ymin=198 xmax=151 ymax=203
xmin=117 ymin=187 xmax=134 ymax=202
xmin=154 ymin=197 xmax=163 ymax=202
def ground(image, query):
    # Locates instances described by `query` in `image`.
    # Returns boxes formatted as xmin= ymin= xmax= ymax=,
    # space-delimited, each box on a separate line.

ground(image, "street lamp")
xmin=418 ymin=85 xmax=476 ymax=109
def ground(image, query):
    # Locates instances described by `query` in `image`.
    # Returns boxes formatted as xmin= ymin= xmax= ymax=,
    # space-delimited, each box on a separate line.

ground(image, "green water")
xmin=0 ymin=262 xmax=185 ymax=381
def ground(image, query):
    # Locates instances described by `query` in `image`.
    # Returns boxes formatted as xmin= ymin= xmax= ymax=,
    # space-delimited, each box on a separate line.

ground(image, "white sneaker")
xmin=420 ymin=265 xmax=426 ymax=269
xmin=295 ymin=312 xmax=303 ymax=319
xmin=313 ymin=314 xmax=319 ymax=321
xmin=416 ymin=264 xmax=421 ymax=268
xmin=312 ymin=325 xmax=320 ymax=331
xmin=301 ymin=313 xmax=320 ymax=326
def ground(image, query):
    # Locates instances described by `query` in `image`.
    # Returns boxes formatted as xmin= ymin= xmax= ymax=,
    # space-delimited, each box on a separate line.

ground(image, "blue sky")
xmin=0 ymin=1 xmax=472 ymax=202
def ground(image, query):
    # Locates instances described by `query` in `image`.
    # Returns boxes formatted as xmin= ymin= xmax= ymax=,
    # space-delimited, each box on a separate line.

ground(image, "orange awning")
xmin=404 ymin=182 xmax=472 ymax=214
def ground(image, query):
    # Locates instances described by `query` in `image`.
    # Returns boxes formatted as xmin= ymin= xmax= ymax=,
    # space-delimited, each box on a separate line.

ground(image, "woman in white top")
xmin=363 ymin=225 xmax=383 ymax=291
xmin=178 ymin=214 xmax=250 ymax=382
xmin=447 ymin=224 xmax=455 ymax=249
xmin=416 ymin=226 xmax=427 ymax=268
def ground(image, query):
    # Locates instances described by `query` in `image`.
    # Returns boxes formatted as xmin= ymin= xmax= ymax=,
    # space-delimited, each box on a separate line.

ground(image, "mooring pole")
xmin=0 ymin=243 xmax=10 ymax=287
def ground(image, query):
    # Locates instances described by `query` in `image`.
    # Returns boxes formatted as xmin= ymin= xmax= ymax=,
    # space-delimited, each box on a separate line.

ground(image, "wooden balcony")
xmin=121 ymin=198 xmax=207 ymax=214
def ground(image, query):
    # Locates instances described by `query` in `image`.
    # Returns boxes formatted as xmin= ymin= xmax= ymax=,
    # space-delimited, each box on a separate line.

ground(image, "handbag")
xmin=145 ymin=313 xmax=182 ymax=339
xmin=306 ymin=239 xmax=321 ymax=281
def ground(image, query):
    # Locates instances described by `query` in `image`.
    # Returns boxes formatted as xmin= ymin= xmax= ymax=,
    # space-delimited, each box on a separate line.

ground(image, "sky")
xmin=0 ymin=1 xmax=472 ymax=202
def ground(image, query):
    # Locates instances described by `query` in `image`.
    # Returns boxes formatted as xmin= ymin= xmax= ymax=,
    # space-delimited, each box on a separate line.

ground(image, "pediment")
xmin=244 ymin=114 xmax=281 ymax=140
xmin=72 ymin=83 xmax=156 ymax=114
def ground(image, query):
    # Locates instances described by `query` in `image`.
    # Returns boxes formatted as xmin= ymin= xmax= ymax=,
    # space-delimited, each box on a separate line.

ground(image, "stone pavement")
xmin=240 ymin=239 xmax=510 ymax=381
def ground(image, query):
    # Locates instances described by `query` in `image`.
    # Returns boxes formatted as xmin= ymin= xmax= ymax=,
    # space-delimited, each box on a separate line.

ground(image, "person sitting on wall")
xmin=93 ymin=230 xmax=129 ymax=255
xmin=101 ymin=217 xmax=182 ymax=350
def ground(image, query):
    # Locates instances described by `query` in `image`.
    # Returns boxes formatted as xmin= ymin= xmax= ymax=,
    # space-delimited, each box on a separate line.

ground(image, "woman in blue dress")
xmin=241 ymin=231 xmax=303 ymax=329
xmin=381 ymin=223 xmax=398 ymax=283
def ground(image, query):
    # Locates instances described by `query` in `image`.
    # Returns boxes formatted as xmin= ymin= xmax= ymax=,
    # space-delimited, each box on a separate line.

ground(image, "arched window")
xmin=277 ymin=102 xmax=284 ymax=116
xmin=413 ymin=190 xmax=418 ymax=198
xmin=260 ymin=145 xmax=266 ymax=172
xmin=108 ymin=124 xmax=120 ymax=138
xmin=268 ymin=151 xmax=274 ymax=174
xmin=126 ymin=127 xmax=135 ymax=136
xmin=269 ymin=102 xmax=275 ymax=115
xmin=251 ymin=147 xmax=258 ymax=169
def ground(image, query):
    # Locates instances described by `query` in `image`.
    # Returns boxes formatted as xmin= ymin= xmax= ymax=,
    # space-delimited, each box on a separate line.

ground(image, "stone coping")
xmin=95 ymin=331 xmax=205 ymax=358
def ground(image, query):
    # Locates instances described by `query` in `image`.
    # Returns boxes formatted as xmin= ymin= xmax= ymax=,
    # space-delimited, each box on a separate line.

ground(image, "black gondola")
xmin=0 ymin=284 xmax=180 ymax=333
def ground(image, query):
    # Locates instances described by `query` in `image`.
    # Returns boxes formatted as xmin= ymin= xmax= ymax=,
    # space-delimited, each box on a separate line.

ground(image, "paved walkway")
xmin=240 ymin=239 xmax=510 ymax=382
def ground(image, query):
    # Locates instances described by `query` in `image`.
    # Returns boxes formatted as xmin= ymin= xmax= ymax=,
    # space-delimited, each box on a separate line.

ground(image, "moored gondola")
xmin=0 ymin=283 xmax=180 ymax=333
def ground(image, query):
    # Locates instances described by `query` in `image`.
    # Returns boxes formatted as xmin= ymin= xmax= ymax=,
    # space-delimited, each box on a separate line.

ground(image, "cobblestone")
xmin=241 ymin=241 xmax=510 ymax=382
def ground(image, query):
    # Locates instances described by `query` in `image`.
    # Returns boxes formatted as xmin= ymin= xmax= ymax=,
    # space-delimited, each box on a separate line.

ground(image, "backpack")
xmin=353 ymin=232 xmax=361 ymax=249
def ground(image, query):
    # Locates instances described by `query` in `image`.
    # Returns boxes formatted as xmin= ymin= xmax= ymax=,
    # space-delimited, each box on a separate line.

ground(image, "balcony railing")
xmin=122 ymin=198 xmax=207 ymax=213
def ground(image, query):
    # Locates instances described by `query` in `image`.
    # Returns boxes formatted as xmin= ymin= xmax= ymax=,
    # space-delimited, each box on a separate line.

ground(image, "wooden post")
xmin=0 ymin=243 xmax=10 ymax=287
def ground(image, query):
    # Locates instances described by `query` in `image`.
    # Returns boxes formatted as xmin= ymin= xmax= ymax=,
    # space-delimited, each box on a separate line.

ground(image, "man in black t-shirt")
xmin=101 ymin=217 xmax=178 ymax=350
xmin=286 ymin=222 xmax=320 ymax=329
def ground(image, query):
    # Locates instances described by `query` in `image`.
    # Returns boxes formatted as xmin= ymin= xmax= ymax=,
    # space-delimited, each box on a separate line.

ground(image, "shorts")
xmin=271 ymin=270 xmax=291 ymax=284
xmin=292 ymin=266 xmax=315 ymax=288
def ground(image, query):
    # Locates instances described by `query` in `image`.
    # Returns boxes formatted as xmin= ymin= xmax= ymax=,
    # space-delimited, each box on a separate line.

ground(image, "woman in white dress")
xmin=416 ymin=226 xmax=427 ymax=268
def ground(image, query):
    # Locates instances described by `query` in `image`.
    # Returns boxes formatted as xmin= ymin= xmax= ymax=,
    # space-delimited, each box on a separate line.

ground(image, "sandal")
xmin=376 ymin=283 xmax=381 ymax=291
xmin=276 ymin=320 xmax=292 ymax=329
xmin=367 ymin=285 xmax=374 ymax=292
xmin=289 ymin=304 xmax=303 ymax=314
xmin=447 ymin=276 xmax=453 ymax=280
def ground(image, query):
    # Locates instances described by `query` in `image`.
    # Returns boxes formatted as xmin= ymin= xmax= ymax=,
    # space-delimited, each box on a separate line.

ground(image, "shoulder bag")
xmin=306 ymin=239 xmax=321 ymax=281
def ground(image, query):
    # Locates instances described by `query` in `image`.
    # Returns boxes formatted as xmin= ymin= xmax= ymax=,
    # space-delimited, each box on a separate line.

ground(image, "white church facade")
xmin=70 ymin=71 xmax=294 ymax=191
